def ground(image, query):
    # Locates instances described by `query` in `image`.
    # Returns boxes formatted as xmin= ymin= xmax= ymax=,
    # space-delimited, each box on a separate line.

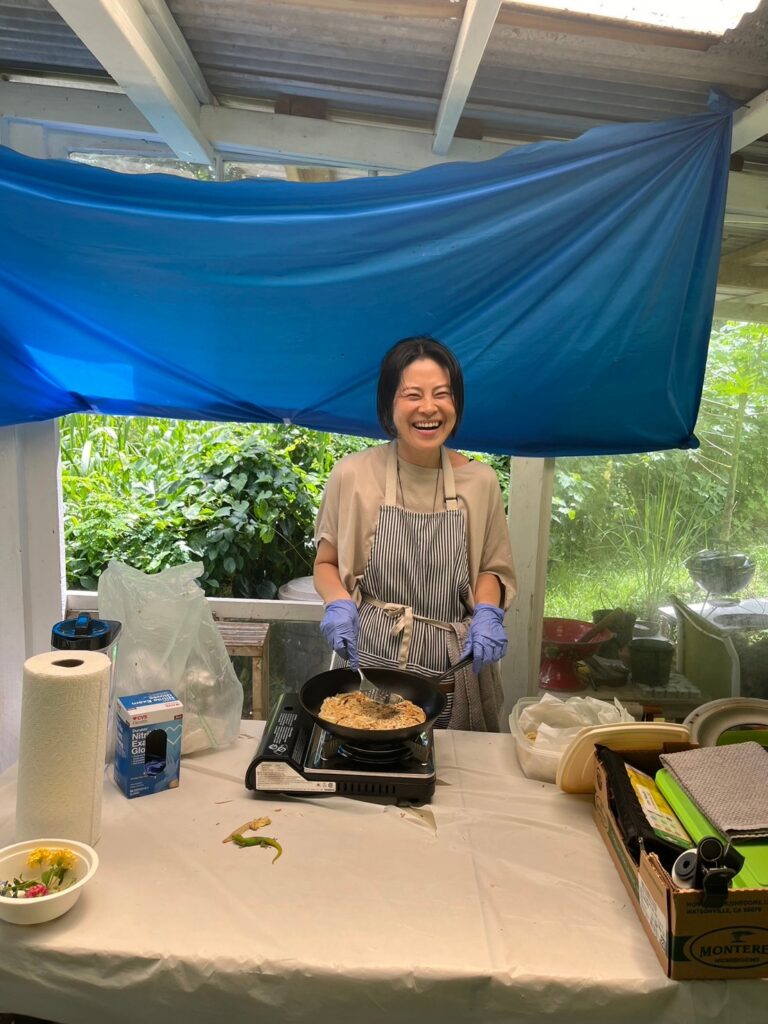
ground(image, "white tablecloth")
xmin=0 ymin=724 xmax=765 ymax=1024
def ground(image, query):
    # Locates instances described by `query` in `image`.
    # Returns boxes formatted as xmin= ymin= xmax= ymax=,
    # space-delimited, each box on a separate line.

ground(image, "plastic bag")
xmin=98 ymin=561 xmax=243 ymax=755
xmin=517 ymin=692 xmax=634 ymax=754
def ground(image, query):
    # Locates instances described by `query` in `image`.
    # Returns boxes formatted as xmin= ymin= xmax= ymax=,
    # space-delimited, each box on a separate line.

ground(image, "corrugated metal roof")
xmin=3 ymin=0 xmax=768 ymax=146
xmin=166 ymin=1 xmax=455 ymax=125
xmin=0 ymin=0 xmax=106 ymax=76
xmin=159 ymin=0 xmax=768 ymax=144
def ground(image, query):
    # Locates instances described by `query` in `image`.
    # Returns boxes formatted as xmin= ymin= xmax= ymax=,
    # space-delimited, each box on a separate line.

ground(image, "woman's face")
xmin=392 ymin=358 xmax=456 ymax=462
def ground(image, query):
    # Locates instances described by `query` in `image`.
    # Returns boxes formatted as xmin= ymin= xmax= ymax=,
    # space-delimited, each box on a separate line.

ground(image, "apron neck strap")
xmin=441 ymin=446 xmax=459 ymax=510
xmin=385 ymin=442 xmax=459 ymax=510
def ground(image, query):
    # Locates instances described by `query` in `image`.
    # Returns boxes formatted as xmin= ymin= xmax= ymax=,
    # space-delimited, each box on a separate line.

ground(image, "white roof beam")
xmin=432 ymin=0 xmax=502 ymax=156
xmin=732 ymin=90 xmax=768 ymax=154
xmin=0 ymin=83 xmax=153 ymax=135
xmin=136 ymin=0 xmax=212 ymax=106
xmin=714 ymin=300 xmax=768 ymax=324
xmin=0 ymin=82 xmax=511 ymax=170
xmin=204 ymin=104 xmax=510 ymax=171
xmin=46 ymin=0 xmax=213 ymax=164
xmin=725 ymin=171 xmax=768 ymax=216
xmin=719 ymin=236 xmax=768 ymax=266
xmin=717 ymin=265 xmax=768 ymax=290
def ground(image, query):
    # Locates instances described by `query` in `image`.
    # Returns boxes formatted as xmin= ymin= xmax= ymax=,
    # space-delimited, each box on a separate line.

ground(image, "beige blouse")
xmin=315 ymin=442 xmax=516 ymax=613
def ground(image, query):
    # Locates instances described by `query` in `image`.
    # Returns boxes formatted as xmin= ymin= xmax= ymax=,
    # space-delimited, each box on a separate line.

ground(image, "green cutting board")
xmin=655 ymin=768 xmax=768 ymax=889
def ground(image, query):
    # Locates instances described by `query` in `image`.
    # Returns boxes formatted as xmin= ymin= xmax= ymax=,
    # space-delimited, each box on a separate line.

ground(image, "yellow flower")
xmin=48 ymin=848 xmax=76 ymax=870
xmin=26 ymin=847 xmax=52 ymax=867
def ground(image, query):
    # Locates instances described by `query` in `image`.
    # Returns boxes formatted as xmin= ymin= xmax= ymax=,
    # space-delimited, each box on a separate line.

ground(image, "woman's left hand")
xmin=461 ymin=604 xmax=508 ymax=674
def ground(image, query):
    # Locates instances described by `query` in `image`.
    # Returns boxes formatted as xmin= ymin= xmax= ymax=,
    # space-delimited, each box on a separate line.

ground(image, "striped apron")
xmin=356 ymin=442 xmax=472 ymax=728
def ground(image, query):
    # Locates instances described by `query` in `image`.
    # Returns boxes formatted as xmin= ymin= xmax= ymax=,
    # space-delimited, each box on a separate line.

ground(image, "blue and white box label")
xmin=114 ymin=690 xmax=183 ymax=799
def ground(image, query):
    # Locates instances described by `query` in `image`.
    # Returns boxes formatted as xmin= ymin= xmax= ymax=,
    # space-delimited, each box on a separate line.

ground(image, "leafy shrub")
xmin=62 ymin=418 xmax=325 ymax=596
xmin=185 ymin=430 xmax=323 ymax=598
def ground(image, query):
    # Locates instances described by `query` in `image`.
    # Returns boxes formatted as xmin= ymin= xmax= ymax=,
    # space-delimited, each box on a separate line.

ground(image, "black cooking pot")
xmin=299 ymin=667 xmax=447 ymax=743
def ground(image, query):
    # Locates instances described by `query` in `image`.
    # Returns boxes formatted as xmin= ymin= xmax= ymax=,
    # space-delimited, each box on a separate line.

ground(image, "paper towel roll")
xmin=15 ymin=650 xmax=111 ymax=846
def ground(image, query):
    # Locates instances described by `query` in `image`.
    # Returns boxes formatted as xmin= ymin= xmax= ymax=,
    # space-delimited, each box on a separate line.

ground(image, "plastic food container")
xmin=510 ymin=698 xmax=572 ymax=783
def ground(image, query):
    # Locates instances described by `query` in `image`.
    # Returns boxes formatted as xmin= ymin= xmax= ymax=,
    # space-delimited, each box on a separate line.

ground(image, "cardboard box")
xmin=594 ymin=748 xmax=768 ymax=980
xmin=114 ymin=690 xmax=183 ymax=799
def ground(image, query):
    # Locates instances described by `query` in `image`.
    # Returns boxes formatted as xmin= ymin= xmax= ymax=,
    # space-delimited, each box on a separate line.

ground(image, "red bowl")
xmin=539 ymin=618 xmax=614 ymax=691
xmin=541 ymin=617 xmax=613 ymax=657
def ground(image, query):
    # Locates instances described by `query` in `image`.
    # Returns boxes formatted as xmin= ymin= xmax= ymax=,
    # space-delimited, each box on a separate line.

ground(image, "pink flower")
xmin=24 ymin=884 xmax=49 ymax=898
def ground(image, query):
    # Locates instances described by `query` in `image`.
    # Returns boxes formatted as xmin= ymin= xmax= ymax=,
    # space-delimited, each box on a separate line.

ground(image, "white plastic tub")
xmin=510 ymin=697 xmax=568 ymax=783
xmin=510 ymin=693 xmax=639 ymax=783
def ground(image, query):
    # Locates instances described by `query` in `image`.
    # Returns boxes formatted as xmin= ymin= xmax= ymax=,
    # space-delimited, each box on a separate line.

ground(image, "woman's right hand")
xmin=320 ymin=599 xmax=360 ymax=669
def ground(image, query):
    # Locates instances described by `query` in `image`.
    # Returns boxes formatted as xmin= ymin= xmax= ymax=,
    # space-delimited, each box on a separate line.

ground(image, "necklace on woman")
xmin=396 ymin=458 xmax=442 ymax=513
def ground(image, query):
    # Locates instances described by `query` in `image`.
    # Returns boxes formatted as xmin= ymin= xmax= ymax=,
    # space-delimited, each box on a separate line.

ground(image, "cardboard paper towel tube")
xmin=15 ymin=650 xmax=111 ymax=846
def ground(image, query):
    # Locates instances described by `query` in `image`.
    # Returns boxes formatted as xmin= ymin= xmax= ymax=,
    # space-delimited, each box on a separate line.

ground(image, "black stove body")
xmin=245 ymin=692 xmax=436 ymax=804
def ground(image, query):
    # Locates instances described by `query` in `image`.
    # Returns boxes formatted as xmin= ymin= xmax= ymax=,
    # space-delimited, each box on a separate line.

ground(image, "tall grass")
xmin=609 ymin=471 xmax=710 ymax=620
xmin=545 ymin=544 xmax=768 ymax=621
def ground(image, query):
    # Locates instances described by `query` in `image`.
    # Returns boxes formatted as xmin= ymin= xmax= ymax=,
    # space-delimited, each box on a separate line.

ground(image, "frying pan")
xmin=299 ymin=667 xmax=448 ymax=743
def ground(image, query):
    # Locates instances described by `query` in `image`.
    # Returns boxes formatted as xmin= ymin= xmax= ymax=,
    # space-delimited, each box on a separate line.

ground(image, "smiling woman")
xmin=312 ymin=336 xmax=516 ymax=732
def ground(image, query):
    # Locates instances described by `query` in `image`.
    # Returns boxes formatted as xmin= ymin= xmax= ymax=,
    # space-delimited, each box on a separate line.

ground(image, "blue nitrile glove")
xmin=320 ymin=599 xmax=360 ymax=669
xmin=461 ymin=604 xmax=508 ymax=675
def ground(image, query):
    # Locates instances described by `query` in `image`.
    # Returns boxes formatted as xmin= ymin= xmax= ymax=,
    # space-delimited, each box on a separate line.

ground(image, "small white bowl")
xmin=0 ymin=839 xmax=98 ymax=925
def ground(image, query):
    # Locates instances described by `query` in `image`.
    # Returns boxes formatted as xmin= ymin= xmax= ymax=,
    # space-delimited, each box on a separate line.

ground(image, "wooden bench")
xmin=214 ymin=621 xmax=270 ymax=720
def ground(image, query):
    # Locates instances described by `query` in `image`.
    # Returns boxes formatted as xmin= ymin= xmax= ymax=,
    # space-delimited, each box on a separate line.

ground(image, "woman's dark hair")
xmin=377 ymin=335 xmax=464 ymax=438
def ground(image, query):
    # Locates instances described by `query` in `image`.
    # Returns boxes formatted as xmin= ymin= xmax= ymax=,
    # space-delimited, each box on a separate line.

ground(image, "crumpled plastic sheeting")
xmin=517 ymin=692 xmax=635 ymax=753
xmin=0 ymin=726 xmax=766 ymax=1024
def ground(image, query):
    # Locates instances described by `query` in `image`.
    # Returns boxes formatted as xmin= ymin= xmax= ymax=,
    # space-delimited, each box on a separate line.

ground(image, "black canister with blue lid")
xmin=52 ymin=612 xmax=121 ymax=652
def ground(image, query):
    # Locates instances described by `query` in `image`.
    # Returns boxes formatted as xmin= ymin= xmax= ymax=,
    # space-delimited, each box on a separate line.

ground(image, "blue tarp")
xmin=0 ymin=107 xmax=731 ymax=455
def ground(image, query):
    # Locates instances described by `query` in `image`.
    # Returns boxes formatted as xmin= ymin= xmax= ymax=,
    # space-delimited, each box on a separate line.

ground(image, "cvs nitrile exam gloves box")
xmin=114 ymin=690 xmax=183 ymax=798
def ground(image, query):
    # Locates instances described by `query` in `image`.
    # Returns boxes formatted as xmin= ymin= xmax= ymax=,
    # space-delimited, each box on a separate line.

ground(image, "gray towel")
xmin=446 ymin=623 xmax=502 ymax=733
xmin=660 ymin=741 xmax=768 ymax=841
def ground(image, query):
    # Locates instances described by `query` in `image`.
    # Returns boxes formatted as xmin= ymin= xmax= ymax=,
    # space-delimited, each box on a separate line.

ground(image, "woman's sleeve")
xmin=314 ymin=463 xmax=342 ymax=549
xmin=479 ymin=473 xmax=517 ymax=611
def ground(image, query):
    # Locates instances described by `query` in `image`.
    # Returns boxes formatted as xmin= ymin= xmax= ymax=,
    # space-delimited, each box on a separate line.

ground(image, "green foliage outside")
xmin=62 ymin=322 xmax=768 ymax=620
xmin=62 ymin=419 xmax=368 ymax=596
xmin=546 ymin=322 xmax=768 ymax=621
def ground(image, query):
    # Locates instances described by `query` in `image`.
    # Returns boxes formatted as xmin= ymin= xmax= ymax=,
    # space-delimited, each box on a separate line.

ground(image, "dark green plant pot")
xmin=629 ymin=638 xmax=675 ymax=686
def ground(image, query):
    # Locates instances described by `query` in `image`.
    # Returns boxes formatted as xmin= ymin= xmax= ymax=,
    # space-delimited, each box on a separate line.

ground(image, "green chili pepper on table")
xmin=231 ymin=832 xmax=283 ymax=863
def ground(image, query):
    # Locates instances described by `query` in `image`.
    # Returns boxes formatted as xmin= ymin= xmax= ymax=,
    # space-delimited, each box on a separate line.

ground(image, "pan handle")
xmin=433 ymin=652 xmax=473 ymax=685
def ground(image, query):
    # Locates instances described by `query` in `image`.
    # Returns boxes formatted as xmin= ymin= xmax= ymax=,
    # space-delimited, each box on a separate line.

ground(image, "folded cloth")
xmin=447 ymin=623 xmax=502 ymax=732
xmin=659 ymin=741 xmax=768 ymax=841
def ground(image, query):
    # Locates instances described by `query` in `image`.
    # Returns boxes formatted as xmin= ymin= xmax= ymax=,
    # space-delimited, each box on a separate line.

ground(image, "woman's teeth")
xmin=413 ymin=422 xmax=440 ymax=431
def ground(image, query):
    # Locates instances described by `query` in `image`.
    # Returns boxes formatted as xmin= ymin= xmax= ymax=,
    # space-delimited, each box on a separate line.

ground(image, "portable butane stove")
xmin=245 ymin=692 xmax=436 ymax=804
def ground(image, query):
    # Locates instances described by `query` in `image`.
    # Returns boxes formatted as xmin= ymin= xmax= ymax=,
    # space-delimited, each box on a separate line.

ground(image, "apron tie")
xmin=363 ymin=596 xmax=454 ymax=668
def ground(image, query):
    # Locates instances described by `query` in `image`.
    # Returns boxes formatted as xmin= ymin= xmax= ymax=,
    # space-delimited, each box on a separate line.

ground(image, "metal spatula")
xmin=358 ymin=668 xmax=404 ymax=706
